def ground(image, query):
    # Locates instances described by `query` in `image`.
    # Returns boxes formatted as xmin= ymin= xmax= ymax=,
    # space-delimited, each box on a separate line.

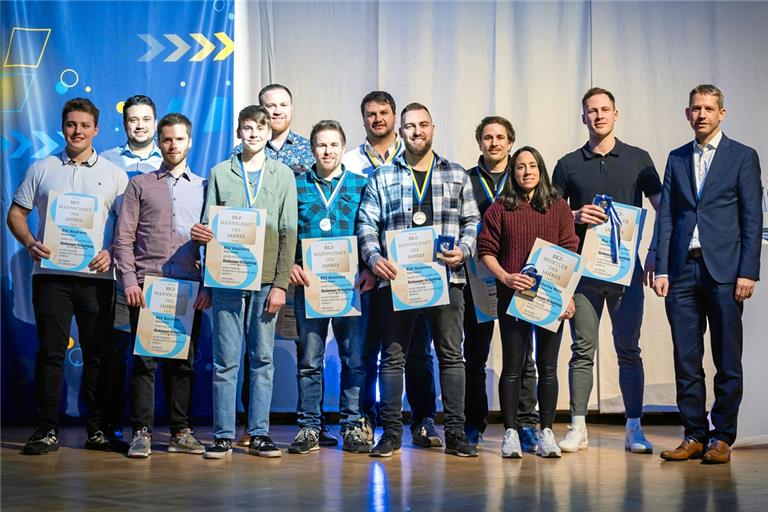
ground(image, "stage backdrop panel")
xmin=1 ymin=0 xmax=233 ymax=424
xmin=235 ymin=0 xmax=767 ymax=414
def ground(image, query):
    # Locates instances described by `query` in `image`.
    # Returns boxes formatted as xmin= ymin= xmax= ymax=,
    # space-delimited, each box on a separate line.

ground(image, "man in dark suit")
xmin=654 ymin=84 xmax=763 ymax=464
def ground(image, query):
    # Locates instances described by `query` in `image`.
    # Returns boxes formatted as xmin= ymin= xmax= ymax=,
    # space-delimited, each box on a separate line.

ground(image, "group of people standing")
xmin=8 ymin=83 xmax=761 ymax=466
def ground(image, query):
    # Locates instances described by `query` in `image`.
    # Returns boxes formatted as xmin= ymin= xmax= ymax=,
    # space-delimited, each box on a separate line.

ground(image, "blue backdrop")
xmin=1 ymin=0 xmax=234 ymax=424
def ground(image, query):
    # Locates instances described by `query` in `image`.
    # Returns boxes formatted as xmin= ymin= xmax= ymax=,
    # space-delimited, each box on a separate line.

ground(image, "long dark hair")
xmin=501 ymin=146 xmax=561 ymax=213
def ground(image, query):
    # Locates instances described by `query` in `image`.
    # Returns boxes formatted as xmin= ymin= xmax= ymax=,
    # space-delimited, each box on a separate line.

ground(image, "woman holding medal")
xmin=477 ymin=146 xmax=579 ymax=459
xmin=288 ymin=120 xmax=377 ymax=455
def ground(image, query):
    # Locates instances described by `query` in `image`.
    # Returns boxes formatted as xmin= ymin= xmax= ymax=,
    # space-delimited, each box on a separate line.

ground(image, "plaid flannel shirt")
xmin=357 ymin=151 xmax=480 ymax=284
xmin=295 ymin=165 xmax=368 ymax=263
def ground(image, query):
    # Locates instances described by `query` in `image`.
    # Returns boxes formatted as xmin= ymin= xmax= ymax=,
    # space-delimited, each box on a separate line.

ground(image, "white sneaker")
xmin=501 ymin=428 xmax=522 ymax=458
xmin=536 ymin=428 xmax=561 ymax=458
xmin=559 ymin=424 xmax=588 ymax=452
xmin=625 ymin=426 xmax=653 ymax=453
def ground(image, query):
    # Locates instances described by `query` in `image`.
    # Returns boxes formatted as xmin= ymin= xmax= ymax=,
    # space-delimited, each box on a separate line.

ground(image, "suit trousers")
xmin=665 ymin=255 xmax=743 ymax=445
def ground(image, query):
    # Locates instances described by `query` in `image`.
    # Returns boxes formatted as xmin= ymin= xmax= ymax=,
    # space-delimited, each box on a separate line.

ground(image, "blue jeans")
xmin=293 ymin=287 xmax=367 ymax=431
xmin=211 ymin=286 xmax=277 ymax=440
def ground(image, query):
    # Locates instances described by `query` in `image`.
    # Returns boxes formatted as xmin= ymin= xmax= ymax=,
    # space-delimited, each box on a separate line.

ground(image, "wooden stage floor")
xmin=2 ymin=424 xmax=766 ymax=511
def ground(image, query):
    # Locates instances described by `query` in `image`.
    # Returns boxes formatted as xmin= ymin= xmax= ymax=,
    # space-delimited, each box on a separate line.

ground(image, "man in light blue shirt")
xmin=101 ymin=95 xmax=163 ymax=178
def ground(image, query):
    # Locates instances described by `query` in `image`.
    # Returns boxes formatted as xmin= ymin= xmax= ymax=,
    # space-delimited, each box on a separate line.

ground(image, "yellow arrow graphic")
xmin=190 ymin=33 xmax=215 ymax=62
xmin=214 ymin=32 xmax=234 ymax=61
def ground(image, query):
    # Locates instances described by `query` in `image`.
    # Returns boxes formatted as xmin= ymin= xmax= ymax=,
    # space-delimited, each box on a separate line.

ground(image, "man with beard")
xmin=259 ymin=84 xmax=315 ymax=176
xmin=101 ymin=95 xmax=164 ymax=441
xmin=113 ymin=113 xmax=210 ymax=458
xmin=344 ymin=91 xmax=439 ymax=448
xmin=358 ymin=103 xmax=480 ymax=457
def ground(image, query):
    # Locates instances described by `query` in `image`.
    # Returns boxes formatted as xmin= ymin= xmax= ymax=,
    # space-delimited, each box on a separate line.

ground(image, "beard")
xmin=404 ymin=137 xmax=432 ymax=158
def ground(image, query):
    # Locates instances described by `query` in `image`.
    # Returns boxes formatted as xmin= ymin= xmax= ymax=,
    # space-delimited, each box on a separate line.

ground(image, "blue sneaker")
xmin=519 ymin=426 xmax=539 ymax=453
xmin=465 ymin=427 xmax=484 ymax=446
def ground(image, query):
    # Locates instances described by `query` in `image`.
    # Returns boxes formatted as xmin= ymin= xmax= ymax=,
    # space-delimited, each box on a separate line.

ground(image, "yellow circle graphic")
xmin=116 ymin=101 xmax=125 ymax=114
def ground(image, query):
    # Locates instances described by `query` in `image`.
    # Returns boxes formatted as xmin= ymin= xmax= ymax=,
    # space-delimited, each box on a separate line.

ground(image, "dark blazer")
xmin=656 ymin=134 xmax=763 ymax=283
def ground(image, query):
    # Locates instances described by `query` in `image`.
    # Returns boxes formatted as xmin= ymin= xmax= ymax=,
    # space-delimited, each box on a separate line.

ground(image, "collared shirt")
xmin=101 ymin=142 xmax=163 ymax=178
xmin=357 ymin=152 xmax=480 ymax=285
xmin=232 ymin=130 xmax=315 ymax=177
xmin=203 ymin=153 xmax=298 ymax=290
xmin=552 ymin=138 xmax=662 ymax=250
xmin=343 ymin=136 xmax=405 ymax=177
xmin=12 ymin=150 xmax=128 ymax=279
xmin=114 ymin=166 xmax=207 ymax=288
xmin=688 ymin=130 xmax=723 ymax=250
xmin=295 ymin=164 xmax=368 ymax=263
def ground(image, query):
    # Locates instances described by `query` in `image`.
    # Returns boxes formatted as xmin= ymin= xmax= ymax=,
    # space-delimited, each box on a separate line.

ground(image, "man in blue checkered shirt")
xmin=288 ymin=120 xmax=377 ymax=455
xmin=358 ymin=103 xmax=481 ymax=458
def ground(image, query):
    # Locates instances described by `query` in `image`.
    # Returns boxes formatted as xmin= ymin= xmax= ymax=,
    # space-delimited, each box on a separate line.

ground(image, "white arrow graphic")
xmin=164 ymin=34 xmax=190 ymax=62
xmin=138 ymin=34 xmax=165 ymax=62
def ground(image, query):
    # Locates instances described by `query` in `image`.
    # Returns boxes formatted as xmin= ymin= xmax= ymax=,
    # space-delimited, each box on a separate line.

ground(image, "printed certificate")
xmin=134 ymin=276 xmax=198 ymax=360
xmin=386 ymin=227 xmax=449 ymax=311
xmin=204 ymin=206 xmax=266 ymax=290
xmin=113 ymin=286 xmax=131 ymax=333
xmin=581 ymin=202 xmax=646 ymax=286
xmin=302 ymin=236 xmax=361 ymax=318
xmin=507 ymin=238 xmax=583 ymax=333
xmin=466 ymin=256 xmax=497 ymax=323
xmin=41 ymin=191 xmax=104 ymax=274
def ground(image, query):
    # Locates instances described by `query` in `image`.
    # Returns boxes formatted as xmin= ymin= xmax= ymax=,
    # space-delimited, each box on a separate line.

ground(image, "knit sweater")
xmin=477 ymin=198 xmax=579 ymax=278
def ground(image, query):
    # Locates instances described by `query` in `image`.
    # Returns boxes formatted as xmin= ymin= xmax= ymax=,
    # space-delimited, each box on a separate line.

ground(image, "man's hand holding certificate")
xmin=300 ymin=236 xmax=361 ymax=318
xmin=41 ymin=191 xmax=107 ymax=274
xmin=385 ymin=227 xmax=450 ymax=311
xmin=506 ymin=238 xmax=582 ymax=333
xmin=203 ymin=206 xmax=266 ymax=290
xmin=581 ymin=195 xmax=646 ymax=286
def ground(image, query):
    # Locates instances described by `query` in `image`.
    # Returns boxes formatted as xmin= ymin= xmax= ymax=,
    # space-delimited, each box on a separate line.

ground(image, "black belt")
xmin=688 ymin=248 xmax=703 ymax=259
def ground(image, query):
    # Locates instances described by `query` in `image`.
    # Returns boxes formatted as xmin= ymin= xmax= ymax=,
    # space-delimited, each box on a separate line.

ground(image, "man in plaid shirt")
xmin=358 ymin=103 xmax=481 ymax=457
xmin=288 ymin=120 xmax=376 ymax=455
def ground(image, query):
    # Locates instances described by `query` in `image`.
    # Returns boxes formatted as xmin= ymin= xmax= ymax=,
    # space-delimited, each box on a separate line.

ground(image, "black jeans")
xmin=101 ymin=329 xmax=130 ymax=429
xmin=379 ymin=285 xmax=465 ymax=437
xmin=362 ymin=287 xmax=436 ymax=428
xmin=463 ymin=284 xmax=538 ymax=432
xmin=498 ymin=293 xmax=563 ymax=430
xmin=31 ymin=274 xmax=116 ymax=434
xmin=128 ymin=299 xmax=199 ymax=435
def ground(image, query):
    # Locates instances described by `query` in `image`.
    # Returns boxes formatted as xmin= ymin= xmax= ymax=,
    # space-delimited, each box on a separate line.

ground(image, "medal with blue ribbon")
xmin=313 ymin=169 xmax=348 ymax=232
xmin=477 ymin=167 xmax=508 ymax=204
xmin=594 ymin=194 xmax=622 ymax=263
xmin=408 ymin=152 xmax=435 ymax=226
xmin=239 ymin=155 xmax=265 ymax=208
xmin=364 ymin=139 xmax=402 ymax=169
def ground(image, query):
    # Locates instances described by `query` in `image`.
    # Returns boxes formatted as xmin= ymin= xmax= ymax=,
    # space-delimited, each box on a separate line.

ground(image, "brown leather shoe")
xmin=702 ymin=440 xmax=731 ymax=464
xmin=660 ymin=438 xmax=705 ymax=461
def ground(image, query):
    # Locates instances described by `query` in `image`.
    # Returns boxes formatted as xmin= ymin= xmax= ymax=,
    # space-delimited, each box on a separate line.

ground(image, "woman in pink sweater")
xmin=477 ymin=146 xmax=579 ymax=459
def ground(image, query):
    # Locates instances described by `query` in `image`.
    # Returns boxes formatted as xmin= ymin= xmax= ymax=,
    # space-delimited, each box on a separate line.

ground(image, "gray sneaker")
xmin=341 ymin=425 xmax=372 ymax=453
xmin=127 ymin=428 xmax=152 ymax=458
xmin=288 ymin=428 xmax=319 ymax=454
xmin=168 ymin=428 xmax=205 ymax=454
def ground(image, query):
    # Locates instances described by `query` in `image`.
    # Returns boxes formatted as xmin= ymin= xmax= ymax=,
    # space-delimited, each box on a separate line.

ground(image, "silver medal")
xmin=412 ymin=211 xmax=427 ymax=226
xmin=319 ymin=217 xmax=332 ymax=232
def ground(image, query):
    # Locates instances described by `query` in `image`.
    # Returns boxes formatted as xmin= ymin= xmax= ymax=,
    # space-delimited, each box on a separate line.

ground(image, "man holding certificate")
xmin=358 ymin=102 xmax=481 ymax=458
xmin=654 ymin=85 xmax=763 ymax=464
xmin=7 ymin=98 xmax=128 ymax=455
xmin=552 ymin=88 xmax=662 ymax=454
xmin=113 ymin=113 xmax=210 ymax=458
xmin=344 ymin=91 xmax=439 ymax=449
xmin=191 ymin=105 xmax=297 ymax=459
xmin=463 ymin=116 xmax=540 ymax=451
xmin=288 ymin=120 xmax=376 ymax=454
xmin=478 ymin=146 xmax=579 ymax=458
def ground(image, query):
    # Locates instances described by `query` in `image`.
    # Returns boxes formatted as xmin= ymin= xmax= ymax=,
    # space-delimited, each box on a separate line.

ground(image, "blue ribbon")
xmin=595 ymin=194 xmax=622 ymax=264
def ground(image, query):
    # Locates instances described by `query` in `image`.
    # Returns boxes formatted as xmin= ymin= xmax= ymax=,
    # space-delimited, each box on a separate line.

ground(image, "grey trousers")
xmin=566 ymin=264 xmax=645 ymax=418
